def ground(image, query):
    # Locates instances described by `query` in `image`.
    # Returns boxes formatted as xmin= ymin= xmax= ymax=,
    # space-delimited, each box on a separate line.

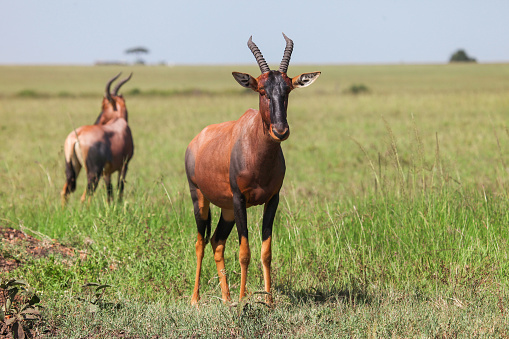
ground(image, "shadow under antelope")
xmin=185 ymin=33 xmax=320 ymax=305
xmin=61 ymin=73 xmax=134 ymax=206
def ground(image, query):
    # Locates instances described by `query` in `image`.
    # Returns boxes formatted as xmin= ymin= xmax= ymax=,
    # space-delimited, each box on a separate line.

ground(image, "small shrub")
xmin=0 ymin=278 xmax=42 ymax=339
xmin=345 ymin=84 xmax=370 ymax=95
xmin=16 ymin=89 xmax=40 ymax=98
xmin=127 ymin=88 xmax=142 ymax=96
xmin=57 ymin=91 xmax=74 ymax=98
xmin=127 ymin=88 xmax=211 ymax=97
xmin=77 ymin=283 xmax=118 ymax=313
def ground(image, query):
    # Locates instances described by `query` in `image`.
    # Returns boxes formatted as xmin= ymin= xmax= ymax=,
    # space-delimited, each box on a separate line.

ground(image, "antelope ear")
xmin=292 ymin=72 xmax=321 ymax=88
xmin=232 ymin=72 xmax=258 ymax=91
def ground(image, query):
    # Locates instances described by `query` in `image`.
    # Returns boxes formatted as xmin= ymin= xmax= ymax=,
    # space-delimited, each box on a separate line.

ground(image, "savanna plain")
xmin=1 ymin=63 xmax=509 ymax=337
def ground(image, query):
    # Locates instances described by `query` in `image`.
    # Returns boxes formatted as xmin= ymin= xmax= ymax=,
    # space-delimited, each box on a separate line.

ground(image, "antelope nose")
xmin=271 ymin=125 xmax=290 ymax=141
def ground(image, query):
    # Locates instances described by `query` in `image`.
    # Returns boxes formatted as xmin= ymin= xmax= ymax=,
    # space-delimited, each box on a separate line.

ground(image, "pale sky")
xmin=1 ymin=0 xmax=508 ymax=65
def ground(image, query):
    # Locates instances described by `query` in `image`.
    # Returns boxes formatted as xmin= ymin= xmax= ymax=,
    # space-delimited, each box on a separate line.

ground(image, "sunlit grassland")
xmin=1 ymin=64 xmax=509 ymax=336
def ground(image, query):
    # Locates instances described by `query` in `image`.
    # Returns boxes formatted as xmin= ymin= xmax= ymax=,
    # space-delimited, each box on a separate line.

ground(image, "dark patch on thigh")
xmin=86 ymin=140 xmax=111 ymax=176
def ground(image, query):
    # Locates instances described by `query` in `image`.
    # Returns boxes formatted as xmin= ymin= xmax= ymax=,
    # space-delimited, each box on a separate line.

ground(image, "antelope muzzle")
xmin=270 ymin=123 xmax=290 ymax=141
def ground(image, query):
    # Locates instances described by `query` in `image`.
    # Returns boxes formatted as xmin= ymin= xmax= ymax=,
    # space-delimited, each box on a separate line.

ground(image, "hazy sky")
xmin=2 ymin=0 xmax=508 ymax=65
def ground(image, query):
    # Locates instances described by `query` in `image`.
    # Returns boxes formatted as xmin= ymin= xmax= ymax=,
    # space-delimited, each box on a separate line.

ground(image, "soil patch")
xmin=0 ymin=225 xmax=87 ymax=273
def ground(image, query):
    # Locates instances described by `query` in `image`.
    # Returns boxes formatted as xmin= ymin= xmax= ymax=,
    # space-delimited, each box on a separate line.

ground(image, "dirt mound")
xmin=0 ymin=226 xmax=87 ymax=272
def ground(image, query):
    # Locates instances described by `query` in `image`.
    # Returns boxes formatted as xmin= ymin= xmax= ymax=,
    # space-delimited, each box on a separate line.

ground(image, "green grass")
xmin=1 ymin=64 xmax=509 ymax=337
xmin=40 ymin=288 xmax=509 ymax=337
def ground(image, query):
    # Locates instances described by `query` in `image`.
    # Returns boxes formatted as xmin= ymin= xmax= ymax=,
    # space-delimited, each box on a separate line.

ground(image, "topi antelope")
xmin=61 ymin=73 xmax=134 ymax=206
xmin=185 ymin=33 xmax=320 ymax=305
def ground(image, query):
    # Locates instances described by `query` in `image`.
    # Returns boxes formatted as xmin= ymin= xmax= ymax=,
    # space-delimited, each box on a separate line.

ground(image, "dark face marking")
xmin=260 ymin=71 xmax=292 ymax=141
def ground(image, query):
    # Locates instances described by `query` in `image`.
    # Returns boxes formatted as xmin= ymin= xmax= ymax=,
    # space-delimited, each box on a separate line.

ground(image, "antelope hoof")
xmin=190 ymin=295 xmax=200 ymax=306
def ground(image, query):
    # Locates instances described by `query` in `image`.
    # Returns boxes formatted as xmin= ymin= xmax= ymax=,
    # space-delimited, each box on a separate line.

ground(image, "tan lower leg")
xmin=191 ymin=234 xmax=206 ymax=305
xmin=261 ymin=236 xmax=273 ymax=304
xmin=238 ymin=236 xmax=251 ymax=300
xmin=212 ymin=238 xmax=230 ymax=302
xmin=61 ymin=185 xmax=69 ymax=207
xmin=80 ymin=189 xmax=87 ymax=203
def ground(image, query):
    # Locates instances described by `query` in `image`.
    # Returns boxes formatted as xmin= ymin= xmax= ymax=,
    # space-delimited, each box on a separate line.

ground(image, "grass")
xmin=1 ymin=64 xmax=509 ymax=337
xmin=40 ymin=288 xmax=509 ymax=337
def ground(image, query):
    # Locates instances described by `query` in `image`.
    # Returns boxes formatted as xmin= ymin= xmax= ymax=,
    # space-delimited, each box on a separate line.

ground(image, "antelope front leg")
xmin=233 ymin=193 xmax=250 ymax=301
xmin=211 ymin=209 xmax=235 ymax=303
xmin=261 ymin=193 xmax=279 ymax=305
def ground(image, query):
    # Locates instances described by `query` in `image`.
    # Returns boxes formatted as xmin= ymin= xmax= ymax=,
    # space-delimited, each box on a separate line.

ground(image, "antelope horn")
xmin=279 ymin=33 xmax=294 ymax=73
xmin=113 ymin=72 xmax=133 ymax=95
xmin=247 ymin=36 xmax=270 ymax=74
xmin=105 ymin=72 xmax=121 ymax=106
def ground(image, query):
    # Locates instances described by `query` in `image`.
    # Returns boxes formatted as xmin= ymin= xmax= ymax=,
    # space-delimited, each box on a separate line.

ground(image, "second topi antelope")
xmin=61 ymin=73 xmax=134 ymax=205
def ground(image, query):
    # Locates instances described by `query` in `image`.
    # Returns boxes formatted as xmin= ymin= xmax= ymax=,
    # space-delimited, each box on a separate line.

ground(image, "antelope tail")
xmin=63 ymin=133 xmax=82 ymax=194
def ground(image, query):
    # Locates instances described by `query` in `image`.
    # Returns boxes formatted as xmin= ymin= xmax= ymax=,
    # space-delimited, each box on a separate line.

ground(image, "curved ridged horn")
xmin=279 ymin=33 xmax=294 ymax=73
xmin=113 ymin=73 xmax=132 ymax=95
xmin=247 ymin=36 xmax=270 ymax=74
xmin=105 ymin=72 xmax=122 ymax=104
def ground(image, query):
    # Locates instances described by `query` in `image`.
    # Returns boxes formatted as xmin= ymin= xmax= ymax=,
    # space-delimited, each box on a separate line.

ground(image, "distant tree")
xmin=449 ymin=49 xmax=477 ymax=63
xmin=125 ymin=47 xmax=149 ymax=65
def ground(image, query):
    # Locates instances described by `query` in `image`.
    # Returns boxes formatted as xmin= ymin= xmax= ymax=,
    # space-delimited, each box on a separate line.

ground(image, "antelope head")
xmin=95 ymin=72 xmax=132 ymax=125
xmin=232 ymin=33 xmax=320 ymax=142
